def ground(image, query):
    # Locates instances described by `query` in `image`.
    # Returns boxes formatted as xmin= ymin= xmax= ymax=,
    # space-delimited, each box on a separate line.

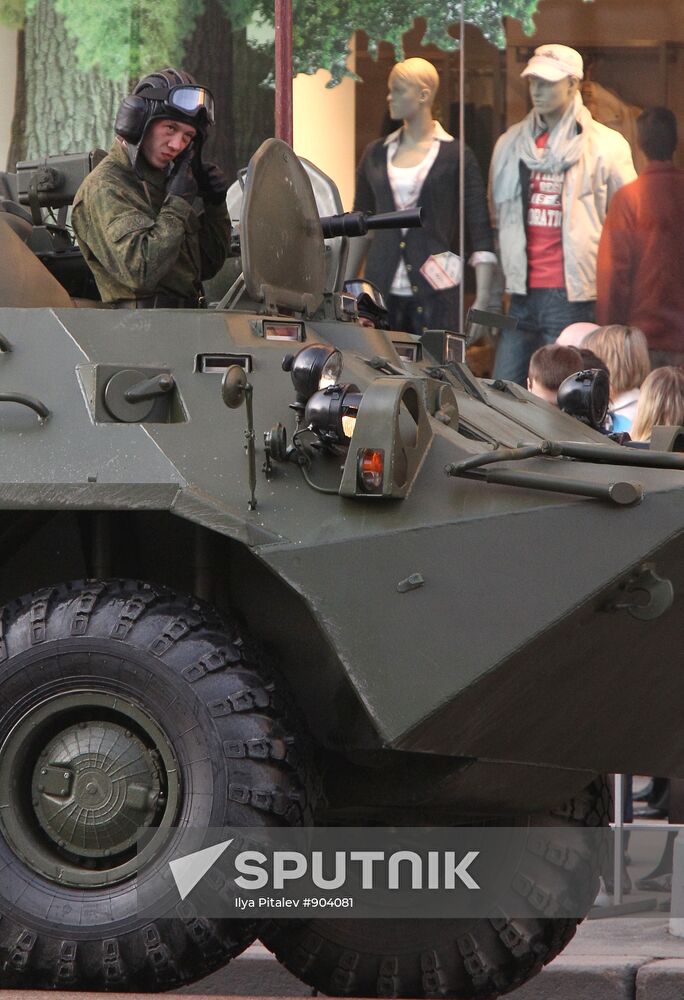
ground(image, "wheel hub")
xmin=0 ymin=690 xmax=180 ymax=887
xmin=33 ymin=721 xmax=164 ymax=857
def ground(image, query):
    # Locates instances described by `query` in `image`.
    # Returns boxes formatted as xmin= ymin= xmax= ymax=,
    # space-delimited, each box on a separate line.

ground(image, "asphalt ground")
xmin=2 ymin=916 xmax=684 ymax=1000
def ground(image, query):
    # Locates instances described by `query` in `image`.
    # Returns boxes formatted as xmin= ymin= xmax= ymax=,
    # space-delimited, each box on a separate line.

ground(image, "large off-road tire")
xmin=0 ymin=579 xmax=310 ymax=991
xmin=260 ymin=779 xmax=610 ymax=998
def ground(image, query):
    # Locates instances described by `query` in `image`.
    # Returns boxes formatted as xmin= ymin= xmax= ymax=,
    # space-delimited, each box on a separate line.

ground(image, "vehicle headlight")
xmin=304 ymin=383 xmax=363 ymax=444
xmin=282 ymin=345 xmax=343 ymax=404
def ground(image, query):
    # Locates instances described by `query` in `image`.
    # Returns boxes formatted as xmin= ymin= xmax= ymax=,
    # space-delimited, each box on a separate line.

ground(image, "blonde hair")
xmin=582 ymin=325 xmax=650 ymax=398
xmin=630 ymin=366 xmax=684 ymax=441
xmin=388 ymin=58 xmax=439 ymax=103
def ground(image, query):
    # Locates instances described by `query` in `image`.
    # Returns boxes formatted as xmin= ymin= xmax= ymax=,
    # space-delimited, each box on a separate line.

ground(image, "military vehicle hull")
xmin=1 ymin=305 xmax=680 ymax=796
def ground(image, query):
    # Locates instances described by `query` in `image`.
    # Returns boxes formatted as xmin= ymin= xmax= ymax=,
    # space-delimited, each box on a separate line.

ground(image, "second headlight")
xmin=305 ymin=383 xmax=363 ymax=444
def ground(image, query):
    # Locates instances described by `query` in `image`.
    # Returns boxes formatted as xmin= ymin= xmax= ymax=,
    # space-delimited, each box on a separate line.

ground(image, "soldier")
xmin=72 ymin=68 xmax=230 ymax=308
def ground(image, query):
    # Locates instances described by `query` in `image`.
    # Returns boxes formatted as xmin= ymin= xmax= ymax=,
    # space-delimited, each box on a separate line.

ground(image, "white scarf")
xmin=492 ymin=93 xmax=590 ymax=206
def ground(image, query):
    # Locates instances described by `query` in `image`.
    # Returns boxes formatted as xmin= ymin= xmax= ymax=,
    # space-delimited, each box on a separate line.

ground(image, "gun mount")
xmin=319 ymin=206 xmax=422 ymax=238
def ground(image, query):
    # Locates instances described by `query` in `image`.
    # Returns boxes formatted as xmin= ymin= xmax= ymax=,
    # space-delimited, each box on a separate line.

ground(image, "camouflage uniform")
xmin=72 ymin=140 xmax=230 ymax=305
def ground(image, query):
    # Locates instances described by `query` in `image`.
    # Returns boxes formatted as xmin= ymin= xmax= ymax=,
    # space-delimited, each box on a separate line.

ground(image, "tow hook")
xmin=602 ymin=563 xmax=674 ymax=621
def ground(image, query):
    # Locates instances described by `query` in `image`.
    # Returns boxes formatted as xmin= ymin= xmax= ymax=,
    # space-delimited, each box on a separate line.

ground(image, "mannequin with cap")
xmin=489 ymin=43 xmax=636 ymax=385
xmin=348 ymin=57 xmax=497 ymax=338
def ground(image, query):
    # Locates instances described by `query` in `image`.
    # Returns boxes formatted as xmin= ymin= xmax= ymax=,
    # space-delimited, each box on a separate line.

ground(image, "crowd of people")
xmin=526 ymin=322 xmax=684 ymax=440
xmin=518 ymin=97 xmax=684 ymax=441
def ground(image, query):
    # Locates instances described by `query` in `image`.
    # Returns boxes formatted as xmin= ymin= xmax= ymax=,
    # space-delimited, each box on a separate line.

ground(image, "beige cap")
xmin=522 ymin=44 xmax=584 ymax=82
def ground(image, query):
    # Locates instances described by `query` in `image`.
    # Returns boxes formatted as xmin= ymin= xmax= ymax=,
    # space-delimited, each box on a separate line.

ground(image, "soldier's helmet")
xmin=343 ymin=279 xmax=390 ymax=330
xmin=132 ymin=68 xmax=215 ymax=135
xmin=114 ymin=67 xmax=215 ymax=164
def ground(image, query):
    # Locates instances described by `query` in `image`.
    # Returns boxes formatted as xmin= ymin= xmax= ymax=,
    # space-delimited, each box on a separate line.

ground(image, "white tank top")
xmin=387 ymin=143 xmax=440 ymax=295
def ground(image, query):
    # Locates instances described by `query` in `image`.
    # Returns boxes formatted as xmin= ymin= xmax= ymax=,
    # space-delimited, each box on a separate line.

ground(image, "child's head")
xmin=527 ymin=344 xmax=584 ymax=404
xmin=630 ymin=366 xmax=684 ymax=441
xmin=582 ymin=325 xmax=650 ymax=399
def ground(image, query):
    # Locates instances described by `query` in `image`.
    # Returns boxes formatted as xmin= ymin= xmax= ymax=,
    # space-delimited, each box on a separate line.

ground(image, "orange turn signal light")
xmin=357 ymin=448 xmax=384 ymax=493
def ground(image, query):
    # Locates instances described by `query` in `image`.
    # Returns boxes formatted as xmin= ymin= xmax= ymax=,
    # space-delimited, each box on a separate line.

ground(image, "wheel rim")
xmin=0 ymin=691 xmax=181 ymax=887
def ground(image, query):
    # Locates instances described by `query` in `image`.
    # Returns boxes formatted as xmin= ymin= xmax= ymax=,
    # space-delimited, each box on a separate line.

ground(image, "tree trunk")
xmin=24 ymin=0 xmax=127 ymax=160
xmin=231 ymin=27 xmax=275 ymax=174
xmin=183 ymin=2 xmax=274 ymax=183
xmin=7 ymin=29 xmax=27 ymax=169
xmin=183 ymin=0 xmax=236 ymax=181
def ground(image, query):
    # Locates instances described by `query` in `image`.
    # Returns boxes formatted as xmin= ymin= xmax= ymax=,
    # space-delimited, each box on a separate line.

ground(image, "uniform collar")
xmin=383 ymin=120 xmax=454 ymax=146
xmin=110 ymin=138 xmax=130 ymax=167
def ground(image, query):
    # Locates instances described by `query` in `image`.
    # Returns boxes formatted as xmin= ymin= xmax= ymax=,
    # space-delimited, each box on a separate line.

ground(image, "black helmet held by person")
xmin=344 ymin=279 xmax=390 ymax=329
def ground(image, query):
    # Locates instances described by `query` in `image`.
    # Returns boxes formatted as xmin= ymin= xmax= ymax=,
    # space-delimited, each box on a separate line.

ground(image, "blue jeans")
xmin=493 ymin=288 xmax=596 ymax=386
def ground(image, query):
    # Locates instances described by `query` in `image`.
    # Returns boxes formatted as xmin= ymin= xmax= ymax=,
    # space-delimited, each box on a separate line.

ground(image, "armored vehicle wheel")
xmin=260 ymin=780 xmax=609 ymax=997
xmin=0 ymin=579 xmax=310 ymax=991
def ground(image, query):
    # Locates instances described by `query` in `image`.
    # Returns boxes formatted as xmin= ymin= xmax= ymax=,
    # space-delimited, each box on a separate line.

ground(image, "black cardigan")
xmin=353 ymin=134 xmax=494 ymax=307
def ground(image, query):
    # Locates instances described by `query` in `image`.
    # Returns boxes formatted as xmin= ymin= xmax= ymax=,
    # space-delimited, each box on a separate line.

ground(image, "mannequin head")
xmin=527 ymin=76 xmax=580 ymax=126
xmin=387 ymin=58 xmax=439 ymax=123
xmin=521 ymin=44 xmax=583 ymax=129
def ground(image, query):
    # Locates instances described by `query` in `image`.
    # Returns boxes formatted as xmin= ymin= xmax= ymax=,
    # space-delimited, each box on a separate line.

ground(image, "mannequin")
xmin=348 ymin=57 xmax=496 ymax=337
xmin=489 ymin=44 xmax=636 ymax=385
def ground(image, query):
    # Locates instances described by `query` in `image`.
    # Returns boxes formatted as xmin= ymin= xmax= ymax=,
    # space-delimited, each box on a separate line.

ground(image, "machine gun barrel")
xmin=319 ymin=208 xmax=422 ymax=239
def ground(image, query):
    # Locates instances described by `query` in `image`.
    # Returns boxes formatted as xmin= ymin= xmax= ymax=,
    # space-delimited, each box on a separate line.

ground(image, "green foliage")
xmin=0 ymin=0 xmax=25 ymax=29
xmin=0 ymin=0 xmax=267 ymax=77
xmin=218 ymin=0 xmax=260 ymax=31
xmin=0 ymin=0 xmax=595 ymax=85
xmin=51 ymin=0 xmax=204 ymax=79
xmin=287 ymin=0 xmax=548 ymax=84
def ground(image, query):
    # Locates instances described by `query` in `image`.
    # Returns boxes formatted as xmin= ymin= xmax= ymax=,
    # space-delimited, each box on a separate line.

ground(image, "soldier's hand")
xmin=196 ymin=161 xmax=229 ymax=205
xmin=166 ymin=146 xmax=199 ymax=203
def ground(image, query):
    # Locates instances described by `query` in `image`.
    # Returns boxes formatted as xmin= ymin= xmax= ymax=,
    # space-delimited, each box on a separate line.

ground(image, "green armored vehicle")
xmin=0 ymin=138 xmax=682 ymax=997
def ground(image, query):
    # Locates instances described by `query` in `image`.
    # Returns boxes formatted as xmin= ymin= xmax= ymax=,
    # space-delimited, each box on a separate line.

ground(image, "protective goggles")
xmin=141 ymin=85 xmax=215 ymax=124
xmin=343 ymin=280 xmax=388 ymax=313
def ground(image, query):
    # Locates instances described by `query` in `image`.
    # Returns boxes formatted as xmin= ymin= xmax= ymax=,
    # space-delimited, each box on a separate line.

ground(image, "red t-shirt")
xmin=526 ymin=132 xmax=565 ymax=288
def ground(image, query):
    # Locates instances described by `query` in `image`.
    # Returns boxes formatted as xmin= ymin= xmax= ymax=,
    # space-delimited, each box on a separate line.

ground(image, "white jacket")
xmin=489 ymin=115 xmax=636 ymax=301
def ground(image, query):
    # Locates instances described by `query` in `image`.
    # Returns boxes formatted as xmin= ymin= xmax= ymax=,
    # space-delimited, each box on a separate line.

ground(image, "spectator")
xmin=489 ymin=44 xmax=635 ymax=386
xmin=597 ymin=107 xmax=684 ymax=369
xmin=556 ymin=321 xmax=599 ymax=348
xmin=630 ymin=366 xmax=684 ymax=441
xmin=527 ymin=343 xmax=584 ymax=404
xmin=583 ymin=324 xmax=650 ymax=431
xmin=578 ymin=347 xmax=609 ymax=376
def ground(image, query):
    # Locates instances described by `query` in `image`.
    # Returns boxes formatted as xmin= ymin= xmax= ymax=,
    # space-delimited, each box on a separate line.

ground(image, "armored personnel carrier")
xmin=0 ymin=138 xmax=682 ymax=997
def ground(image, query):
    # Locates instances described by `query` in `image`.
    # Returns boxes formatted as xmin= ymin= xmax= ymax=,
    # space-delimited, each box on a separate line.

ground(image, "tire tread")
xmin=0 ymin=578 xmax=312 ymax=991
